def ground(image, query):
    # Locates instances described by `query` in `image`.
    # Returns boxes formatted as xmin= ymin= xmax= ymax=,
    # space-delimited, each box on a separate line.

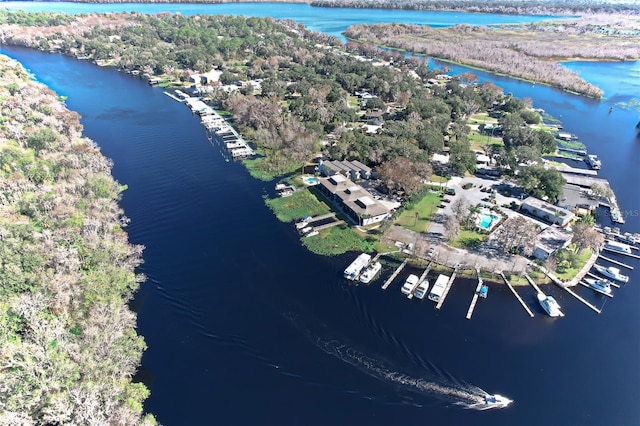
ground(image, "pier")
xmin=578 ymin=281 xmax=613 ymax=298
xmin=586 ymin=271 xmax=620 ymax=288
xmin=465 ymin=269 xmax=484 ymax=320
xmin=523 ymin=273 xmax=543 ymax=294
xmin=382 ymin=259 xmax=408 ymax=290
xmin=435 ymin=270 xmax=457 ymax=310
xmin=542 ymin=269 xmax=602 ymax=314
xmin=313 ymin=220 xmax=345 ymax=231
xmin=408 ymin=262 xmax=432 ymax=300
xmin=499 ymin=272 xmax=534 ymax=317
xmin=597 ymin=254 xmax=634 ymax=270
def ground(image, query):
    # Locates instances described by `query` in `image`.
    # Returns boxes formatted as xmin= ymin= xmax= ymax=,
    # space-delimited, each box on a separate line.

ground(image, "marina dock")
xmin=435 ymin=270 xmax=457 ymax=310
xmin=465 ymin=269 xmax=484 ymax=320
xmin=578 ymin=281 xmax=613 ymax=298
xmin=408 ymin=262 xmax=432 ymax=300
xmin=556 ymin=283 xmax=602 ymax=314
xmin=500 ymin=272 xmax=534 ymax=317
xmin=542 ymin=269 xmax=602 ymax=314
xmin=523 ymin=273 xmax=543 ymax=294
xmin=586 ymin=271 xmax=620 ymax=288
xmin=313 ymin=220 xmax=345 ymax=231
xmin=382 ymin=259 xmax=408 ymax=290
xmin=597 ymin=254 xmax=634 ymax=270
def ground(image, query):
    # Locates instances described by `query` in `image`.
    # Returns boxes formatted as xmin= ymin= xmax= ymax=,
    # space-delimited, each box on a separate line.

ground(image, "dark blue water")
xmin=2 ymin=8 xmax=640 ymax=426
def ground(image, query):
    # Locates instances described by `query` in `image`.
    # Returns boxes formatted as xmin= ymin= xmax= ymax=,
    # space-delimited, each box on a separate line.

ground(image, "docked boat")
xmin=537 ymin=293 xmax=563 ymax=317
xmin=400 ymin=274 xmax=420 ymax=296
xmin=585 ymin=154 xmax=601 ymax=170
xmin=604 ymin=240 xmax=632 ymax=254
xmin=359 ymin=262 xmax=382 ymax=284
xmin=584 ymin=278 xmax=613 ymax=295
xmin=593 ymin=264 xmax=629 ymax=283
xmin=479 ymin=285 xmax=488 ymax=299
xmin=344 ymin=253 xmax=372 ymax=280
xmin=412 ymin=280 xmax=430 ymax=300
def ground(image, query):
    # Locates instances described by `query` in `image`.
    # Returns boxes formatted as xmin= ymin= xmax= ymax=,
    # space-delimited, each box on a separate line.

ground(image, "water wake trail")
xmin=284 ymin=310 xmax=509 ymax=410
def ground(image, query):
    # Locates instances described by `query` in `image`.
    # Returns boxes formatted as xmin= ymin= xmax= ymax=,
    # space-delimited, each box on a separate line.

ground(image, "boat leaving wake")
xmin=282 ymin=309 xmax=511 ymax=410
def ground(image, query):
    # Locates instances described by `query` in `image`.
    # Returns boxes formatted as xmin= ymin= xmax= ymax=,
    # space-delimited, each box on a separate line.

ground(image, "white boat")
xmin=344 ymin=253 xmax=372 ymax=280
xmin=585 ymin=154 xmax=601 ymax=170
xmin=359 ymin=262 xmax=382 ymax=284
xmin=484 ymin=394 xmax=513 ymax=408
xmin=584 ymin=278 xmax=613 ymax=294
xmin=604 ymin=240 xmax=632 ymax=254
xmin=400 ymin=274 xmax=420 ymax=296
xmin=537 ymin=293 xmax=563 ymax=317
xmin=304 ymin=230 xmax=319 ymax=237
xmin=412 ymin=280 xmax=430 ymax=299
xmin=593 ymin=264 xmax=629 ymax=283
xmin=428 ymin=274 xmax=449 ymax=302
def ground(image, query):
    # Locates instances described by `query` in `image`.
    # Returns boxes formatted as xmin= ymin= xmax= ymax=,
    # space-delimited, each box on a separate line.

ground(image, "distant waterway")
xmin=1 ymin=5 xmax=639 ymax=426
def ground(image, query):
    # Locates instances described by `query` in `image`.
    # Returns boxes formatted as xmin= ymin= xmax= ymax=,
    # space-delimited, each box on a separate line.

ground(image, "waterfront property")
xmin=533 ymin=225 xmax=573 ymax=260
xmin=520 ymin=196 xmax=575 ymax=227
xmin=316 ymin=175 xmax=391 ymax=226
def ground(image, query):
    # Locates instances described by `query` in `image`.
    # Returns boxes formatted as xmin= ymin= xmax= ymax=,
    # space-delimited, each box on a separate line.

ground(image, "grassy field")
xmin=264 ymin=189 xmax=330 ymax=223
xmin=395 ymin=191 xmax=442 ymax=233
xmin=451 ymin=228 xmax=487 ymax=249
xmin=554 ymin=247 xmax=593 ymax=281
xmin=302 ymin=225 xmax=375 ymax=256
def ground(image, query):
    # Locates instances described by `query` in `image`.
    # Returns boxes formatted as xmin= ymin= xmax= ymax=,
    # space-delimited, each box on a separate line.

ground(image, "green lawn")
xmin=264 ymin=189 xmax=330 ymax=223
xmin=395 ymin=191 xmax=441 ymax=233
xmin=554 ymin=247 xmax=593 ymax=281
xmin=302 ymin=225 xmax=374 ymax=256
xmin=451 ymin=228 xmax=487 ymax=248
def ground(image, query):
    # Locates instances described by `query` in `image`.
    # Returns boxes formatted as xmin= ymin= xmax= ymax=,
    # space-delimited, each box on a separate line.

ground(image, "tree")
xmin=492 ymin=216 xmax=537 ymax=255
xmin=376 ymin=156 xmax=429 ymax=196
xmin=444 ymin=214 xmax=460 ymax=242
xmin=451 ymin=196 xmax=471 ymax=225
xmin=572 ymin=222 xmax=604 ymax=254
xmin=517 ymin=166 xmax=565 ymax=203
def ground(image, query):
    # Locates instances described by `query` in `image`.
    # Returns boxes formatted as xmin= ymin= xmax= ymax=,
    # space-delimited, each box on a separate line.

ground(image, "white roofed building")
xmin=317 ymin=175 xmax=391 ymax=226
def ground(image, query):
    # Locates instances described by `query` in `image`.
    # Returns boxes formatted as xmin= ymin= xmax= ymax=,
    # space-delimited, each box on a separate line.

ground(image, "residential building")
xmin=317 ymin=175 xmax=390 ymax=226
xmin=520 ymin=196 xmax=575 ymax=227
xmin=533 ymin=225 xmax=573 ymax=260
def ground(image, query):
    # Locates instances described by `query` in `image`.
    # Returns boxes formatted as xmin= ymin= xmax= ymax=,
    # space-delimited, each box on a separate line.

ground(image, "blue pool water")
xmin=479 ymin=213 xmax=499 ymax=230
xmin=303 ymin=176 xmax=319 ymax=185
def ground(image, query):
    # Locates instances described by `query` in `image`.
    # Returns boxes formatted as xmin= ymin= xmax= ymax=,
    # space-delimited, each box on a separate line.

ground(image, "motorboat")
xmin=585 ymin=154 xmax=601 ymax=170
xmin=593 ymin=264 xmax=629 ymax=283
xmin=537 ymin=293 xmax=563 ymax=317
xmin=400 ymin=274 xmax=420 ymax=296
xmin=412 ymin=280 xmax=430 ymax=299
xmin=484 ymin=394 xmax=513 ymax=408
xmin=479 ymin=285 xmax=488 ymax=299
xmin=344 ymin=253 xmax=372 ymax=280
xmin=359 ymin=262 xmax=382 ymax=284
xmin=584 ymin=278 xmax=612 ymax=294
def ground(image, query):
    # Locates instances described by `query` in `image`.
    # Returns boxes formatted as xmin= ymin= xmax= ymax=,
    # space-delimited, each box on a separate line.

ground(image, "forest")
xmin=344 ymin=19 xmax=640 ymax=98
xmin=0 ymin=56 xmax=155 ymax=424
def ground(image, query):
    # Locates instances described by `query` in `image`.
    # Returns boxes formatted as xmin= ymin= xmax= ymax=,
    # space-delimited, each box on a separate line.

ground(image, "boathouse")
xmin=317 ymin=175 xmax=390 ymax=226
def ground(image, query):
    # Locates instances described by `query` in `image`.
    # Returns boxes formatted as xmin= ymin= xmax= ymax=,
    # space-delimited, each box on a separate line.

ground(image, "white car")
xmin=427 ymin=248 xmax=436 ymax=257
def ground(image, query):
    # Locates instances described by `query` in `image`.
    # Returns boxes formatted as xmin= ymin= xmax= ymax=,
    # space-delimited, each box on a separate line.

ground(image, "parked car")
xmin=427 ymin=248 xmax=436 ymax=257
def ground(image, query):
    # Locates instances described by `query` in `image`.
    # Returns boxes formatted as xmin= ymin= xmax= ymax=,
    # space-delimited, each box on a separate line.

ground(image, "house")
xmin=350 ymin=160 xmax=372 ymax=180
xmin=317 ymin=175 xmax=390 ymax=226
xmin=340 ymin=161 xmax=361 ymax=181
xmin=520 ymin=196 xmax=575 ymax=227
xmin=533 ymin=225 xmax=572 ymax=260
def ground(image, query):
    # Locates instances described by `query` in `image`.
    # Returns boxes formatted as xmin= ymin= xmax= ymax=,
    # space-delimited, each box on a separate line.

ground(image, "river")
xmin=1 ymin=4 xmax=639 ymax=426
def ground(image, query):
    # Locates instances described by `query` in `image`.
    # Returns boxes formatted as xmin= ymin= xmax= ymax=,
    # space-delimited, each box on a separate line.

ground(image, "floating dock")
xmin=435 ymin=271 xmax=457 ymax=310
xmin=597 ymin=254 xmax=634 ymax=270
xmin=382 ymin=259 xmax=408 ymax=290
xmin=465 ymin=269 xmax=484 ymax=320
xmin=499 ymin=272 xmax=534 ymax=317
xmin=578 ymin=281 xmax=613 ymax=298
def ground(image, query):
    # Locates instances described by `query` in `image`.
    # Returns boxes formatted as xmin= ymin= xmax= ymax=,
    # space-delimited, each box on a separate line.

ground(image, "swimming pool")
xmin=302 ymin=176 xmax=319 ymax=185
xmin=478 ymin=213 xmax=499 ymax=230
